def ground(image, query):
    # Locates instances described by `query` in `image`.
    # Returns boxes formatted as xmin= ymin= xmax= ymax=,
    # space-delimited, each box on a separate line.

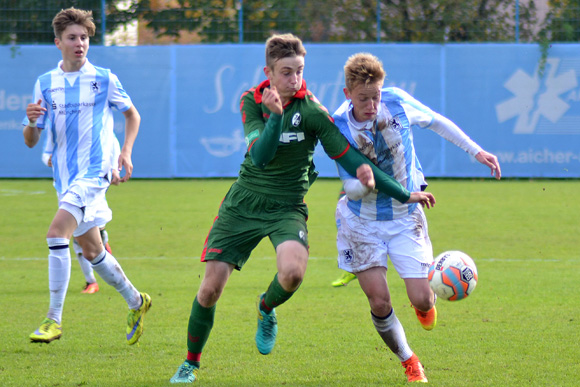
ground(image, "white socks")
xmin=46 ymin=237 xmax=71 ymax=325
xmin=75 ymin=252 xmax=97 ymax=283
xmin=371 ymin=309 xmax=414 ymax=362
xmin=91 ymin=250 xmax=141 ymax=310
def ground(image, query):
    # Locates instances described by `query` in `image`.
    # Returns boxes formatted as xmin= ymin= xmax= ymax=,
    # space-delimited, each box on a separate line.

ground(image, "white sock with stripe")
xmin=46 ymin=237 xmax=71 ymax=325
xmin=371 ymin=309 xmax=414 ymax=362
xmin=91 ymin=250 xmax=141 ymax=309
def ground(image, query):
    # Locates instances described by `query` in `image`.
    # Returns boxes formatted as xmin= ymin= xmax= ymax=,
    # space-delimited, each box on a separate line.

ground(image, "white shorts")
xmin=58 ymin=177 xmax=112 ymax=237
xmin=335 ymin=197 xmax=433 ymax=278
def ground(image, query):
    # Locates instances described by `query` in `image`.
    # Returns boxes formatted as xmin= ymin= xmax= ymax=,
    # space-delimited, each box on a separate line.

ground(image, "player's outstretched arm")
xmin=356 ymin=164 xmax=435 ymax=208
xmin=336 ymin=146 xmax=411 ymax=203
xmin=475 ymin=150 xmax=501 ymax=180
xmin=408 ymin=191 xmax=436 ymax=209
xmin=119 ymin=105 xmax=141 ymax=182
xmin=355 ymin=164 xmax=375 ymax=189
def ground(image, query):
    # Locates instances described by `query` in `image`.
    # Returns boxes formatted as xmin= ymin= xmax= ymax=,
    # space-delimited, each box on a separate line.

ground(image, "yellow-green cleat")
xmin=170 ymin=361 xmax=199 ymax=383
xmin=331 ymin=271 xmax=357 ymax=287
xmin=127 ymin=292 xmax=152 ymax=345
xmin=30 ymin=318 xmax=62 ymax=343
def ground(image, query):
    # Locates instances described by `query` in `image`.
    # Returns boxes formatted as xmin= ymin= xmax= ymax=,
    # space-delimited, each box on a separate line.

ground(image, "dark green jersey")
xmin=239 ymin=79 xmax=348 ymax=200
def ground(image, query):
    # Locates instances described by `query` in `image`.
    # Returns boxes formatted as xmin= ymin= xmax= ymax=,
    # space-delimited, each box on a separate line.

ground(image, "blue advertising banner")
xmin=1 ymin=43 xmax=579 ymax=179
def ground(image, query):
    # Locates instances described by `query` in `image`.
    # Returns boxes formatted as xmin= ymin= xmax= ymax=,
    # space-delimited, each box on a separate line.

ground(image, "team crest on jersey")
xmin=341 ymin=249 xmax=354 ymax=263
xmin=387 ymin=117 xmax=402 ymax=131
xmin=291 ymin=112 xmax=301 ymax=127
xmin=90 ymin=81 xmax=100 ymax=93
xmin=51 ymin=101 xmax=57 ymax=110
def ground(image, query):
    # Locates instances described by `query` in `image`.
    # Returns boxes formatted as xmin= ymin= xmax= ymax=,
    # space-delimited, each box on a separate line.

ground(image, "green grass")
xmin=1 ymin=178 xmax=579 ymax=386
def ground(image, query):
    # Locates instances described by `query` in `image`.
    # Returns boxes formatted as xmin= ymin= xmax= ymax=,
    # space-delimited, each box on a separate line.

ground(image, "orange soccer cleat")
xmin=402 ymin=353 xmax=428 ymax=383
xmin=82 ymin=282 xmax=100 ymax=294
xmin=413 ymin=305 xmax=437 ymax=331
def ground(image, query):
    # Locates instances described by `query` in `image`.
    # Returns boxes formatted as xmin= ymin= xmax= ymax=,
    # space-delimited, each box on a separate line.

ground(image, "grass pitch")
xmin=0 ymin=178 xmax=579 ymax=386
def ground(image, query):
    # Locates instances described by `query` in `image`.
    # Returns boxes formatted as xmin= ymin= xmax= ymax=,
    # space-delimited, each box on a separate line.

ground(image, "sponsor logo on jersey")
xmin=48 ymin=87 xmax=65 ymax=94
xmin=279 ymin=132 xmax=305 ymax=143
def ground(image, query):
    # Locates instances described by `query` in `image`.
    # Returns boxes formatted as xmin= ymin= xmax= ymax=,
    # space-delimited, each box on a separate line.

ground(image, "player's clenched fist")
xmin=356 ymin=164 xmax=375 ymax=189
xmin=26 ymin=99 xmax=46 ymax=124
xmin=262 ymin=86 xmax=283 ymax=115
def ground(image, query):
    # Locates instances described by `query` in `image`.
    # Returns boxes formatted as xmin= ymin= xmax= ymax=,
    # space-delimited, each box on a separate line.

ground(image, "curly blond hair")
xmin=343 ymin=53 xmax=385 ymax=91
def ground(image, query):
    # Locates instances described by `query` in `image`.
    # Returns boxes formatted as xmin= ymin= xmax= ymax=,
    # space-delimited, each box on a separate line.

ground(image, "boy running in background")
xmin=24 ymin=7 xmax=151 ymax=345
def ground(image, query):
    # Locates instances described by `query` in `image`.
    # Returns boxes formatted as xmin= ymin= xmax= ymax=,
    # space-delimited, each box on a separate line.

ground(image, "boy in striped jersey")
xmin=23 ymin=7 xmax=150 ymax=345
xmin=170 ymin=34 xmax=435 ymax=383
xmin=333 ymin=53 xmax=501 ymax=383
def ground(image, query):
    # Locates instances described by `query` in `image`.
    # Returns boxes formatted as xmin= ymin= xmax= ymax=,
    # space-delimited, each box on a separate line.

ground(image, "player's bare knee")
xmin=278 ymin=268 xmax=304 ymax=290
xmin=197 ymin=286 xmax=222 ymax=307
xmin=411 ymin=292 xmax=434 ymax=311
xmin=368 ymin=295 xmax=392 ymax=316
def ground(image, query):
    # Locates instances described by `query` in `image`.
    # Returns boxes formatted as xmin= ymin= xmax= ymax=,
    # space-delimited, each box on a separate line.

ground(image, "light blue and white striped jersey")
xmin=334 ymin=87 xmax=482 ymax=221
xmin=42 ymin=119 xmax=122 ymax=172
xmin=24 ymin=59 xmax=132 ymax=194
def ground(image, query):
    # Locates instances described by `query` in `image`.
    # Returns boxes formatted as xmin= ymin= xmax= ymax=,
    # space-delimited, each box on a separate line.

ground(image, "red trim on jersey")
xmin=200 ymin=197 xmax=226 ymax=262
xmin=240 ymin=88 xmax=252 ymax=100
xmin=331 ymin=143 xmax=351 ymax=160
xmin=253 ymin=79 xmax=308 ymax=106
xmin=294 ymin=80 xmax=307 ymax=99
xmin=253 ymin=80 xmax=269 ymax=104
xmin=247 ymin=137 xmax=258 ymax=152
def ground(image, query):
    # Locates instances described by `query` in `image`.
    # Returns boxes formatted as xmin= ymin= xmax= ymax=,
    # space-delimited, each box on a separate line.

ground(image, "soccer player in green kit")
xmin=170 ymin=33 xmax=435 ymax=383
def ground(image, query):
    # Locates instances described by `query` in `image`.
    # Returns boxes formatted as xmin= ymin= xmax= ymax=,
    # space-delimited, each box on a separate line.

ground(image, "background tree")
xmin=0 ymin=0 xmax=134 ymax=44
xmin=0 ymin=0 xmax=559 ymax=45
xmin=543 ymin=0 xmax=580 ymax=41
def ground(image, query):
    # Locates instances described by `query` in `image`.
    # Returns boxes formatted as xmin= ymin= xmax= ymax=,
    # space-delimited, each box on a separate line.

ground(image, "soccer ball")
xmin=428 ymin=250 xmax=478 ymax=301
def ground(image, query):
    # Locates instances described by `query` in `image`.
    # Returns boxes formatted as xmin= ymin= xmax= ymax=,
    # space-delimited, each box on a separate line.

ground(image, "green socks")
xmin=260 ymin=273 xmax=296 ymax=313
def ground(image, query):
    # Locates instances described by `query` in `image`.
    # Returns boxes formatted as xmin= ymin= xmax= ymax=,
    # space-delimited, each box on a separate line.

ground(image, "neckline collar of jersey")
xmin=254 ymin=79 xmax=308 ymax=104
xmin=57 ymin=58 xmax=94 ymax=75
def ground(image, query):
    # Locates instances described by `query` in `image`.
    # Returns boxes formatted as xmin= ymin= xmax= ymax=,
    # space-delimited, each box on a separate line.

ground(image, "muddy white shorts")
xmin=57 ymin=177 xmax=112 ymax=237
xmin=335 ymin=197 xmax=433 ymax=278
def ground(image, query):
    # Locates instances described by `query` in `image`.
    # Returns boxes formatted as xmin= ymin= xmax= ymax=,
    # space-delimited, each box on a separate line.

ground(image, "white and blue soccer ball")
xmin=428 ymin=250 xmax=478 ymax=301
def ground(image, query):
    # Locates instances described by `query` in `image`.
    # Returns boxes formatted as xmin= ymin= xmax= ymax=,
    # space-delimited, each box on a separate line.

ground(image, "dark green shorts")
xmin=201 ymin=182 xmax=309 ymax=270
